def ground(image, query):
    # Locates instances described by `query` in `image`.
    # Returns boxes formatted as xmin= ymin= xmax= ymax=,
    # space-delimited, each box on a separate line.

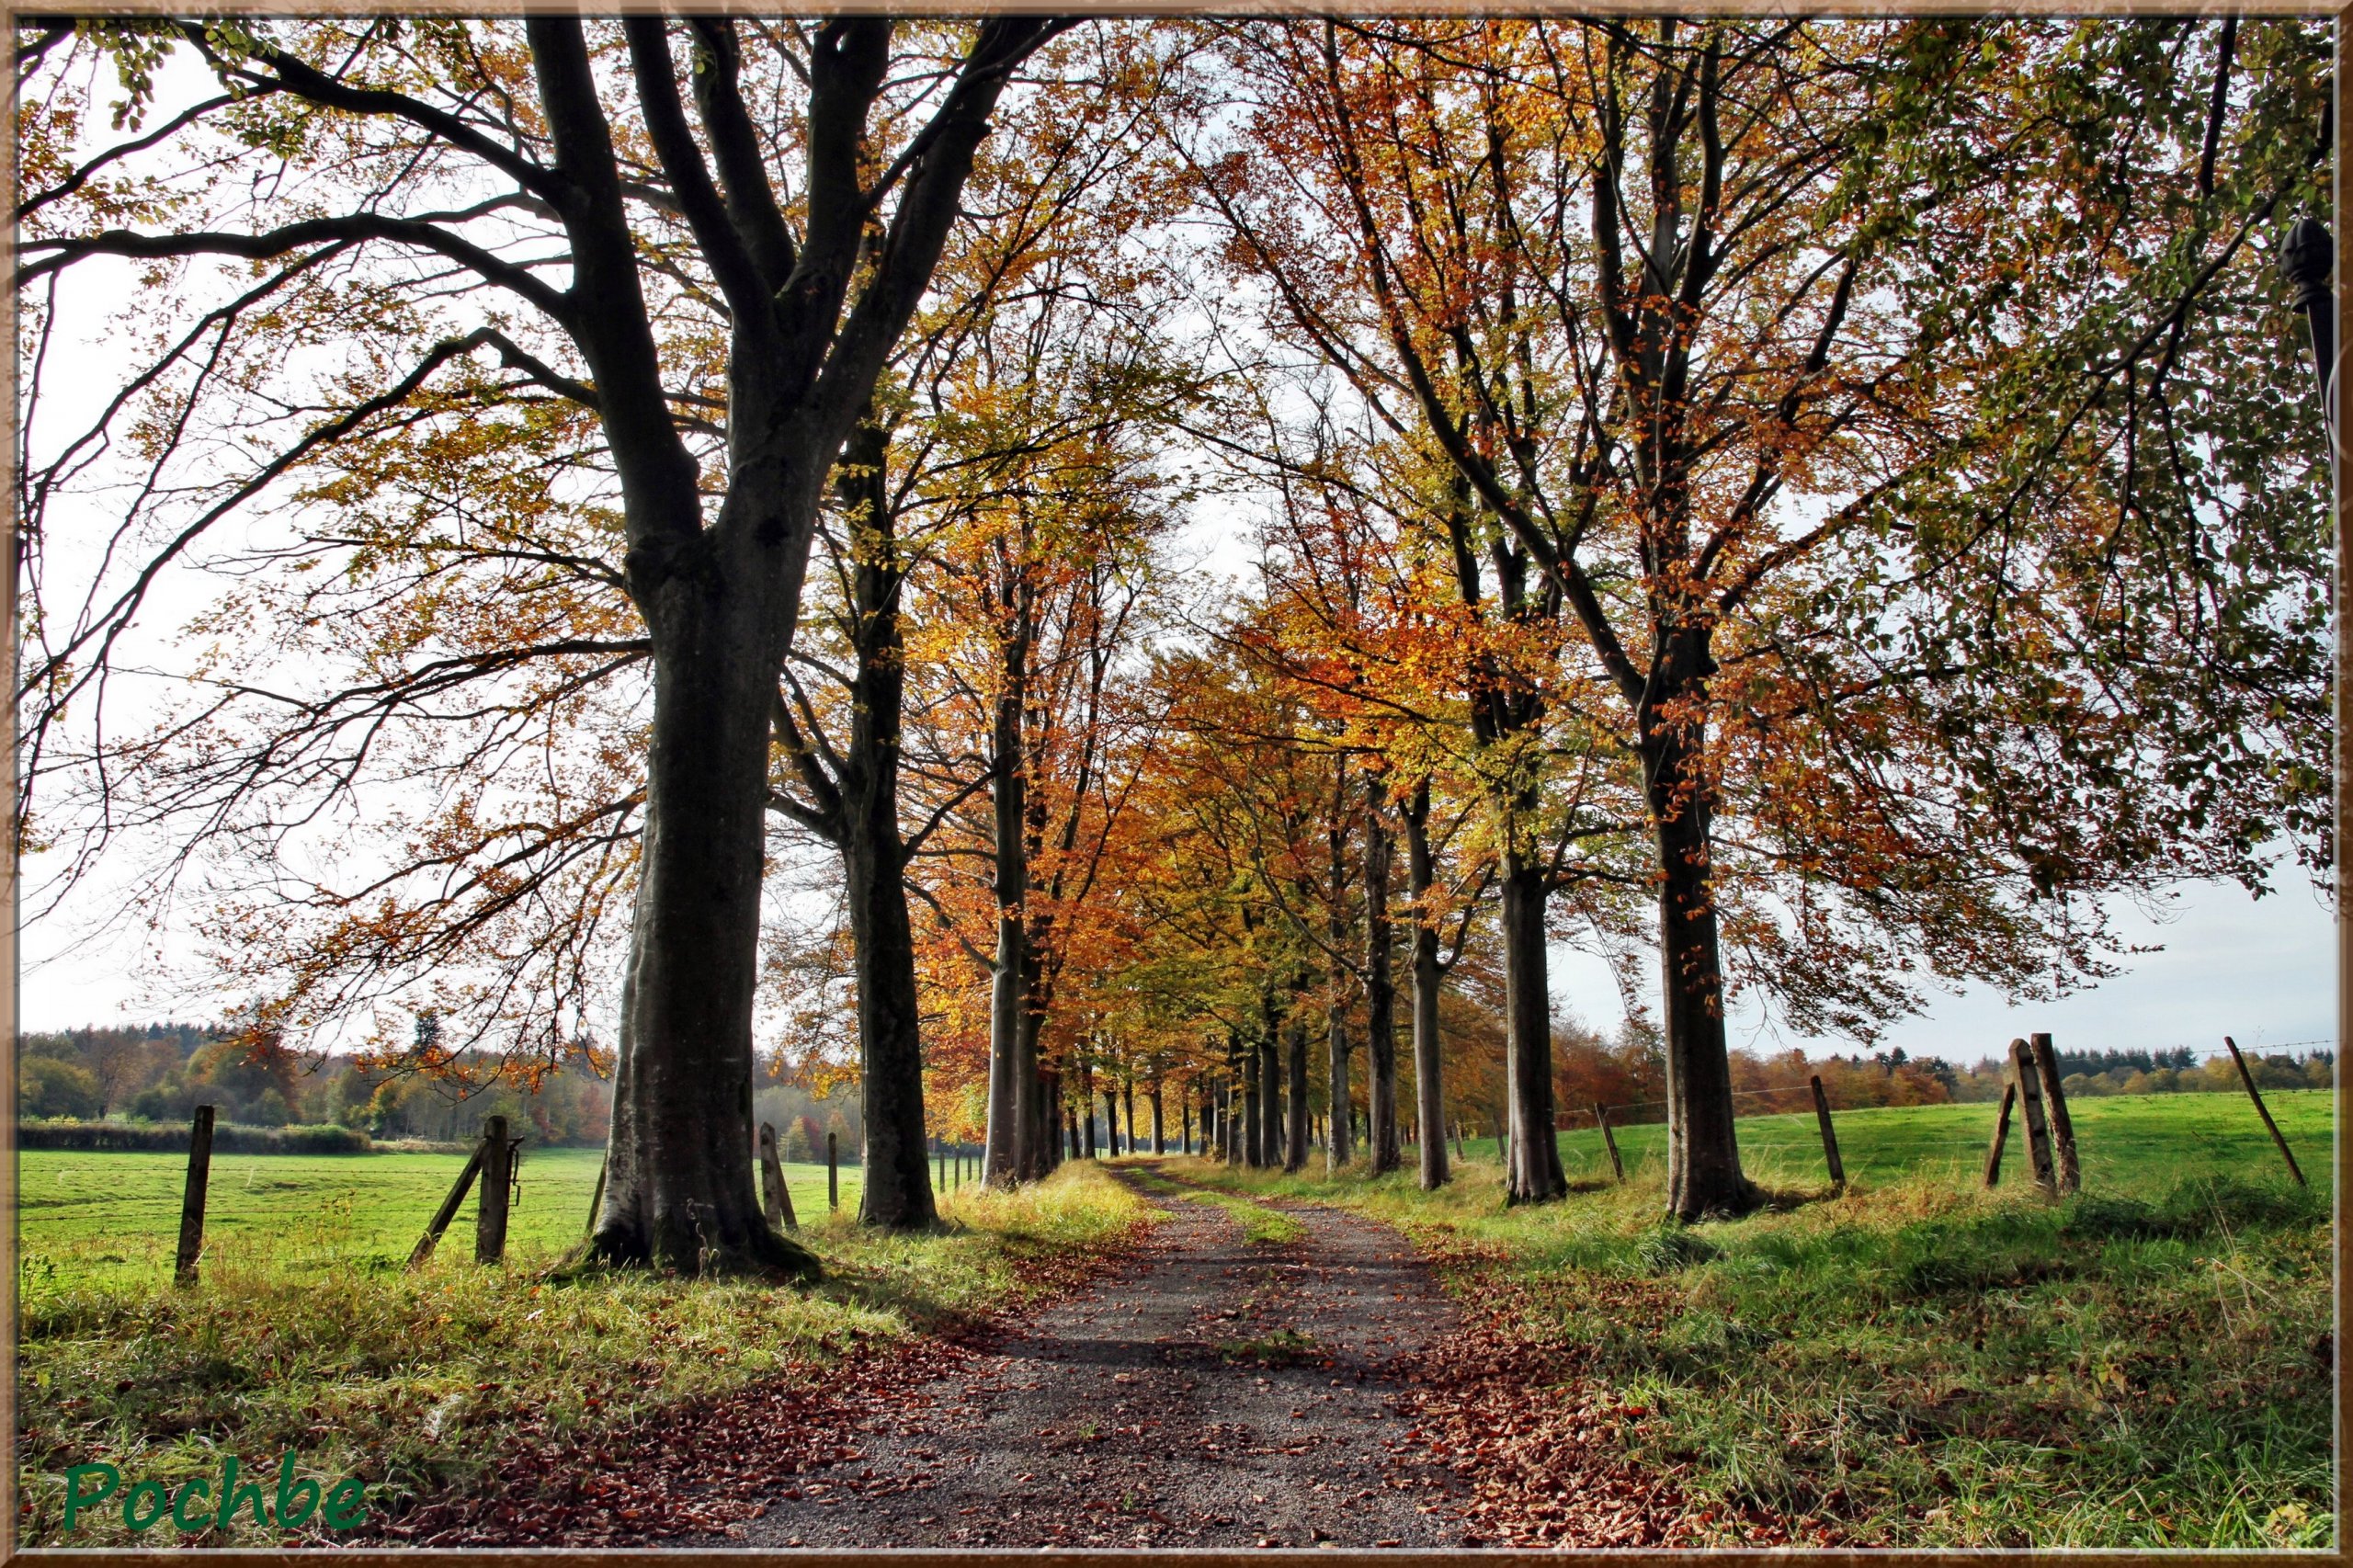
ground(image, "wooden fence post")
xmin=1594 ymin=1105 xmax=1625 ymax=1183
xmin=2007 ymin=1040 xmax=2058 ymax=1196
xmin=827 ymin=1131 xmax=839 ymax=1211
xmin=759 ymin=1122 xmax=797 ymax=1231
xmin=2028 ymin=1032 xmax=2080 ymax=1193
xmin=410 ymin=1135 xmax=487 ymax=1269
xmin=2223 ymin=1036 xmax=2306 ymax=1187
xmin=475 ymin=1116 xmax=513 ymax=1265
xmin=1809 ymin=1075 xmax=1846 ymax=1192
xmin=1982 ymin=1083 xmax=2016 ymax=1187
xmin=174 ymin=1105 xmax=216 ymax=1285
xmin=584 ymin=1153 xmax=608 ymax=1238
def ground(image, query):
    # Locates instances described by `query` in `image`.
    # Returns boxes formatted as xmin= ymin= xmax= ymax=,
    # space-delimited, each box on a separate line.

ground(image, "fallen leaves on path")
xmin=367 ymin=1220 xmax=1150 ymax=1547
xmin=1391 ymin=1238 xmax=1825 ymax=1549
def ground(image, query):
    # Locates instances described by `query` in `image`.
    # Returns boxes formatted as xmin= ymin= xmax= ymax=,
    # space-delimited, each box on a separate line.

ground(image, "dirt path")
xmin=731 ymin=1165 xmax=1471 ymax=1549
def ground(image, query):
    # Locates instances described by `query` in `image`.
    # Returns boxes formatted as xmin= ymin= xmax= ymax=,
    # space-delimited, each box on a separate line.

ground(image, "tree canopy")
xmin=17 ymin=15 xmax=2331 ymax=1250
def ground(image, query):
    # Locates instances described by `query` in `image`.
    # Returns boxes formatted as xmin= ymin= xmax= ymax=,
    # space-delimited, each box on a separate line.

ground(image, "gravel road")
xmin=733 ymin=1167 xmax=1471 ymax=1549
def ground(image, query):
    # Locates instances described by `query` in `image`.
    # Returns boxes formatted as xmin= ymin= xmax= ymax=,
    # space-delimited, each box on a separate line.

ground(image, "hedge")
xmin=18 ymin=1119 xmax=374 ymax=1153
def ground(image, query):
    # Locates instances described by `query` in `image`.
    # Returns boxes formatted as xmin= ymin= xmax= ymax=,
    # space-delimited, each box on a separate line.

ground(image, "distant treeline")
xmin=17 ymin=1019 xmax=866 ymax=1153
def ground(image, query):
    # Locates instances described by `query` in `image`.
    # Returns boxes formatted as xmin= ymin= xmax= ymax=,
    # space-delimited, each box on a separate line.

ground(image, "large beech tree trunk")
xmin=565 ymin=17 xmax=1052 ymax=1275
xmin=1646 ymin=705 xmax=1751 ymax=1218
xmin=1499 ymin=841 xmax=1567 ymax=1204
xmin=831 ymin=417 xmax=933 ymax=1232
xmin=1404 ymin=782 xmax=1449 ymax=1190
xmin=1363 ymin=786 xmax=1402 ymax=1175
xmin=599 ymin=614 xmax=818 ymax=1274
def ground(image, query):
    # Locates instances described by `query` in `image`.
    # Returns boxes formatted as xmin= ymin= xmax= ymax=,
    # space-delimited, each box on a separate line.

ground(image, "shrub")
xmin=18 ymin=1058 xmax=101 ymax=1119
xmin=18 ymin=1119 xmax=373 ymax=1153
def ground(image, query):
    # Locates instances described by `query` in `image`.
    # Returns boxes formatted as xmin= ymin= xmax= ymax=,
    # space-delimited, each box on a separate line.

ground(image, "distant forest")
xmin=15 ymin=1021 xmax=866 ymax=1153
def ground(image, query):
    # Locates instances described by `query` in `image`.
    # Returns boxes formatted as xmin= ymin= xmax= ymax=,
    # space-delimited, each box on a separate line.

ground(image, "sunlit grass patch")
xmin=15 ymin=1160 xmax=1146 ymax=1547
xmin=1162 ymin=1093 xmax=2334 ymax=1549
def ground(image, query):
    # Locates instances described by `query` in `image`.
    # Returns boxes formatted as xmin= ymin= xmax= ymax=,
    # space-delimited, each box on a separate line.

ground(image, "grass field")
xmin=13 ymin=1091 xmax=2334 ymax=1548
xmin=1470 ymin=1088 xmax=2335 ymax=1198
xmin=15 ymin=1158 xmax=1142 ymax=1546
xmin=1176 ymin=1087 xmax=2336 ymax=1550
xmin=16 ymin=1146 xmax=883 ymax=1296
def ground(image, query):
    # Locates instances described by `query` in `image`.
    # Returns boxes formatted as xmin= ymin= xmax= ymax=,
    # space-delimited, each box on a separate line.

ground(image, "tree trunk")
xmin=539 ymin=13 xmax=1052 ymax=1278
xmin=1014 ymin=950 xmax=1050 ymax=1181
xmin=1039 ymin=1066 xmax=1062 ymax=1172
xmin=1499 ymin=846 xmax=1567 ymax=1204
xmin=589 ymin=483 xmax=820 ymax=1275
xmin=825 ymin=415 xmax=936 ymax=1233
xmin=1324 ymin=998 xmax=1352 ymax=1172
xmin=1182 ymin=1086 xmax=1193 ymax=1154
xmin=1284 ymin=1010 xmax=1311 ymax=1172
xmin=1258 ymin=1035 xmax=1284 ymax=1170
xmin=1404 ymin=781 xmax=1449 ymax=1190
xmin=1363 ymin=782 xmax=1401 ymax=1175
xmin=981 ymin=585 xmax=1034 ymax=1187
xmin=1151 ymin=1080 xmax=1165 ymax=1154
xmin=1079 ymin=1058 xmax=1097 ymax=1158
xmin=1238 ymin=1046 xmax=1257 ymax=1165
xmin=1123 ymin=1077 xmax=1137 ymax=1156
xmin=1648 ymin=718 xmax=1752 ymax=1219
xmin=1233 ymin=1050 xmax=1251 ymax=1158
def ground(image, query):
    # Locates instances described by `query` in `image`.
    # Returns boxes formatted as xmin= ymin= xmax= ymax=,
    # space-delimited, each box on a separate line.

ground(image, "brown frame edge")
xmin=0 ymin=2 xmax=2343 ymax=1562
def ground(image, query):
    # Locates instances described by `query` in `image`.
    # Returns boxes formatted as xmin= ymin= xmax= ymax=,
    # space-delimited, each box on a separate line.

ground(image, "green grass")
xmin=1174 ymin=1089 xmax=2335 ymax=1551
xmin=17 ymin=1147 xmax=864 ymax=1295
xmin=1465 ymin=1088 xmax=2334 ymax=1197
xmin=1128 ymin=1167 xmax=1304 ymax=1244
xmin=15 ymin=1160 xmax=1143 ymax=1547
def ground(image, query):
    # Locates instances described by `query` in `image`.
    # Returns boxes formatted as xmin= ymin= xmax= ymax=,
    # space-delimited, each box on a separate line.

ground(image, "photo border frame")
xmin=0 ymin=3 xmax=2341 ymax=1561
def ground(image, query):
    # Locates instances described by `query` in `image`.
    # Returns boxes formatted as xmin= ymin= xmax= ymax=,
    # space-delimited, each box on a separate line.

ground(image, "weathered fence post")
xmin=2223 ymin=1036 xmax=2306 ymax=1187
xmin=1594 ymin=1105 xmax=1625 ymax=1183
xmin=174 ymin=1105 xmax=216 ymax=1285
xmin=1809 ymin=1075 xmax=1846 ymax=1192
xmin=2028 ymin=1032 xmax=2080 ymax=1193
xmin=584 ymin=1153 xmax=608 ymax=1237
xmin=827 ymin=1131 xmax=839 ymax=1211
xmin=410 ymin=1132 xmax=487 ymax=1269
xmin=1982 ymin=1083 xmax=2016 ymax=1187
xmin=759 ymin=1122 xmax=797 ymax=1231
xmin=475 ymin=1116 xmax=513 ymax=1264
xmin=2006 ymin=1040 xmax=2058 ymax=1196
